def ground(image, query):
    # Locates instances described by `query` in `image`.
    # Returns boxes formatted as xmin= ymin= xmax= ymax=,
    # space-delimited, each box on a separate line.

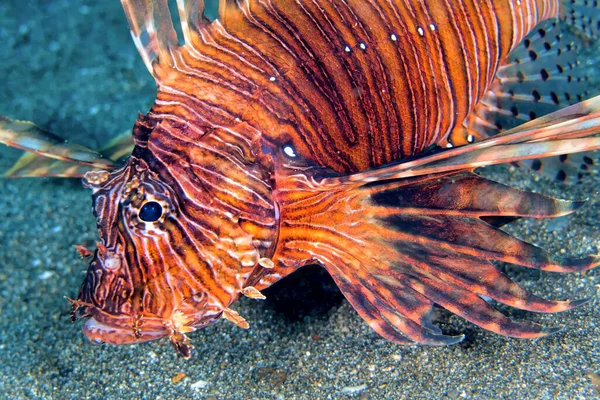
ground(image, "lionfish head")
xmin=70 ymin=125 xmax=278 ymax=357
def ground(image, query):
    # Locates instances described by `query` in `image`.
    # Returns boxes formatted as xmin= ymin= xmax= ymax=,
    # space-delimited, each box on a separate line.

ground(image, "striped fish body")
xmin=69 ymin=0 xmax=600 ymax=357
xmin=150 ymin=0 xmax=560 ymax=172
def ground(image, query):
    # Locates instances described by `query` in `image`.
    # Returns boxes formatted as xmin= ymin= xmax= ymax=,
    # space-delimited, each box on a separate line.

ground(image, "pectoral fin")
xmin=0 ymin=117 xmax=132 ymax=178
xmin=274 ymin=168 xmax=597 ymax=344
xmin=273 ymin=94 xmax=600 ymax=343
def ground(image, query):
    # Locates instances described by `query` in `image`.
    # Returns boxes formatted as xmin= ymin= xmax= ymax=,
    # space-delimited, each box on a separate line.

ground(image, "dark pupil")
xmin=139 ymin=201 xmax=163 ymax=222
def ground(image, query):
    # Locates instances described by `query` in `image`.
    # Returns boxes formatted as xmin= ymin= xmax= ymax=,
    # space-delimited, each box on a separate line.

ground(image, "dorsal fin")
xmin=453 ymin=19 xmax=600 ymax=183
xmin=217 ymin=0 xmax=239 ymax=21
xmin=121 ymin=0 xmax=180 ymax=76
xmin=121 ymin=0 xmax=232 ymax=77
xmin=176 ymin=0 xmax=211 ymax=44
xmin=560 ymin=0 xmax=600 ymax=41
xmin=455 ymin=20 xmax=600 ymax=142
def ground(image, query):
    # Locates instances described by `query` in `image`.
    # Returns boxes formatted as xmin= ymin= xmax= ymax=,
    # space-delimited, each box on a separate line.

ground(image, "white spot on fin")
xmin=283 ymin=145 xmax=296 ymax=157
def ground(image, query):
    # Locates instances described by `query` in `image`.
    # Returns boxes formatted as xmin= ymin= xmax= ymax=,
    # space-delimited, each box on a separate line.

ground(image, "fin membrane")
xmin=1 ymin=128 xmax=133 ymax=178
xmin=456 ymin=19 xmax=600 ymax=183
xmin=560 ymin=0 xmax=600 ymax=41
xmin=121 ymin=0 xmax=180 ymax=75
xmin=0 ymin=116 xmax=118 ymax=175
xmin=274 ymin=168 xmax=598 ymax=344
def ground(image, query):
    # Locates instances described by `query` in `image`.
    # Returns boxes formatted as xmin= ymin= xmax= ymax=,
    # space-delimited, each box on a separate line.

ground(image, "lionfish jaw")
xmin=81 ymin=310 xmax=202 ymax=350
xmin=74 ymin=287 xmax=224 ymax=357
xmin=82 ymin=316 xmax=168 ymax=346
xmin=66 ymin=299 xmax=188 ymax=348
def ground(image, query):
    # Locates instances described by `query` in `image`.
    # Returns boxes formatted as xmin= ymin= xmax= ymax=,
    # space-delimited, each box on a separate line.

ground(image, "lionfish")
xmin=2 ymin=0 xmax=600 ymax=359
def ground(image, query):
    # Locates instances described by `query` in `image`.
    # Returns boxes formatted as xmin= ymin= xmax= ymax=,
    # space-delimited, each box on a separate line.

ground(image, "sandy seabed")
xmin=0 ymin=1 xmax=598 ymax=399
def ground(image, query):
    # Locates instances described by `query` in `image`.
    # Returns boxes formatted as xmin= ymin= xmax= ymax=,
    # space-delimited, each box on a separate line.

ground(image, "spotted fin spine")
xmin=267 ymin=95 xmax=600 ymax=344
xmin=0 ymin=116 xmax=118 ymax=174
xmin=455 ymin=17 xmax=600 ymax=182
xmin=560 ymin=0 xmax=600 ymax=40
xmin=1 ymin=129 xmax=133 ymax=178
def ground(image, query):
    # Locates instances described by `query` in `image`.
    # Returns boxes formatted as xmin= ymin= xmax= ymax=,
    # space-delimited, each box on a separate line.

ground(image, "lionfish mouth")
xmin=68 ymin=298 xmax=171 ymax=345
xmin=69 ymin=296 xmax=216 ymax=357
xmin=82 ymin=310 xmax=219 ymax=358
xmin=82 ymin=317 xmax=167 ymax=345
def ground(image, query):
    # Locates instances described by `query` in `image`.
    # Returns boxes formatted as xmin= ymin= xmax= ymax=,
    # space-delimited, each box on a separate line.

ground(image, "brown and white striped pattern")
xmin=75 ymin=116 xmax=278 ymax=352
xmin=73 ymin=0 xmax=591 ymax=355
xmin=145 ymin=0 xmax=562 ymax=173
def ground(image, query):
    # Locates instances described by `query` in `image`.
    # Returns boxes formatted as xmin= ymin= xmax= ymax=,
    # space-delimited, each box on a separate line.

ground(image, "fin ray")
xmin=176 ymin=0 xmax=210 ymax=44
xmin=1 ymin=126 xmax=132 ymax=178
xmin=406 ymin=274 xmax=561 ymax=339
xmin=0 ymin=116 xmax=118 ymax=171
xmin=458 ymin=19 xmax=600 ymax=183
xmin=273 ymin=159 xmax=598 ymax=344
xmin=121 ymin=0 xmax=179 ymax=76
xmin=332 ymin=270 xmax=462 ymax=345
xmin=412 ymin=250 xmax=585 ymax=313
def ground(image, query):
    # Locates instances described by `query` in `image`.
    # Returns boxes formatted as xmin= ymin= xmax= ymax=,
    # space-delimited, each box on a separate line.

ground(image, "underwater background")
xmin=0 ymin=1 xmax=598 ymax=398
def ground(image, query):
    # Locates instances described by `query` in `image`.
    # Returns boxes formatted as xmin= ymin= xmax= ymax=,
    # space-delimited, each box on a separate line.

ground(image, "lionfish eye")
xmin=139 ymin=201 xmax=163 ymax=222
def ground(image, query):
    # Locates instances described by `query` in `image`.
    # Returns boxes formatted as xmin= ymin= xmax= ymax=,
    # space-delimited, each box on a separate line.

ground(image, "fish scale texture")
xmin=0 ymin=1 xmax=598 ymax=399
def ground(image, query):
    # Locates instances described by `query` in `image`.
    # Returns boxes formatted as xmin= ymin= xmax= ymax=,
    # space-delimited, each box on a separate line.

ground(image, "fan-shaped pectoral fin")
xmin=329 ymin=265 xmax=464 ymax=345
xmin=274 ymin=164 xmax=597 ymax=344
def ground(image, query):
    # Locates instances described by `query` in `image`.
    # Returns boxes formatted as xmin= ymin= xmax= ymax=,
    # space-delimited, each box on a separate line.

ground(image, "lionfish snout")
xmin=71 ymin=247 xmax=146 ymax=344
xmin=73 ymin=248 xmax=214 ymax=352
